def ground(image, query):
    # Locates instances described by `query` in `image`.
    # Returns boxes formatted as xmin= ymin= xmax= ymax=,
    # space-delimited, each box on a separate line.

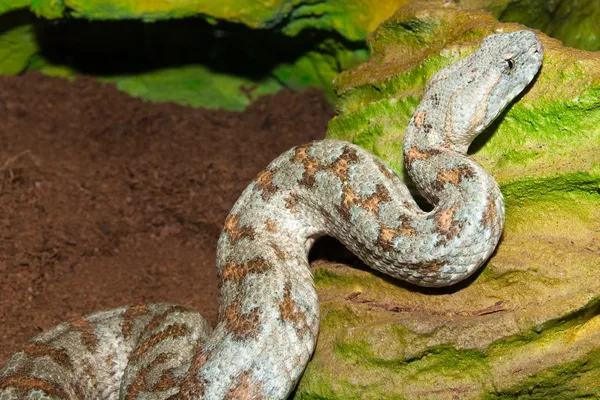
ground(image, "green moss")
xmin=0 ymin=25 xmax=36 ymax=74
xmin=272 ymin=41 xmax=369 ymax=103
xmin=27 ymin=54 xmax=77 ymax=78
xmin=334 ymin=54 xmax=460 ymax=114
xmin=30 ymin=0 xmax=279 ymax=22
xmin=544 ymin=0 xmax=600 ymax=51
xmin=486 ymin=340 xmax=600 ymax=399
xmin=0 ymin=0 xmax=28 ymax=16
xmin=320 ymin=307 xmax=363 ymax=331
xmin=302 ymin=3 xmax=600 ymax=397
xmin=0 ymin=10 xmax=38 ymax=74
xmin=2 ymin=0 xmax=599 ymax=112
xmin=108 ymin=65 xmax=283 ymax=111
xmin=0 ymin=0 xmax=378 ymax=109
xmin=368 ymin=17 xmax=442 ymax=52
xmin=30 ymin=0 xmax=64 ymax=19
xmin=313 ymin=266 xmax=396 ymax=294
xmin=313 ymin=268 xmax=347 ymax=286
xmin=497 ymin=0 xmax=600 ymax=51
xmin=328 ymin=2 xmax=600 ymax=187
xmin=326 ymin=296 xmax=600 ymax=382
xmin=501 ymin=172 xmax=600 ymax=206
xmin=488 ymin=297 xmax=600 ymax=353
xmin=328 ymin=90 xmax=600 ymax=185
xmin=327 ymin=97 xmax=419 ymax=173
xmin=510 ymin=350 xmax=590 ymax=398
xmin=336 ymin=339 xmax=490 ymax=377
xmin=301 ymin=281 xmax=600 ymax=397
xmin=0 ymin=9 xmax=369 ymax=109
xmin=26 ymin=0 xmax=405 ymax=41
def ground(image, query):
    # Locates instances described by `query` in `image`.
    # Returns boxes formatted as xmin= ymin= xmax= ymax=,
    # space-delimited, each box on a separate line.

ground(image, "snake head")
xmin=439 ymin=30 xmax=544 ymax=152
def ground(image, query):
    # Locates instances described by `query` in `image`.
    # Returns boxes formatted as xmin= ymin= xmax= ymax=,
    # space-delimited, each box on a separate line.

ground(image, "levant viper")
xmin=0 ymin=29 xmax=543 ymax=399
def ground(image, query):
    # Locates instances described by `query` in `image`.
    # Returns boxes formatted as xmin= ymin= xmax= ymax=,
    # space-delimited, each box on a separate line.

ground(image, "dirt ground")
xmin=0 ymin=72 xmax=334 ymax=364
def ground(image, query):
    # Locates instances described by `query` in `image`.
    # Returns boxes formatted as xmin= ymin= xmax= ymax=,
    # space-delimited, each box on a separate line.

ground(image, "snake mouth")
xmin=535 ymin=40 xmax=543 ymax=55
xmin=530 ymin=36 xmax=544 ymax=63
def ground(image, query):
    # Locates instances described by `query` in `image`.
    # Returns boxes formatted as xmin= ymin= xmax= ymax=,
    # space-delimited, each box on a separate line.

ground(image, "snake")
xmin=0 ymin=30 xmax=543 ymax=399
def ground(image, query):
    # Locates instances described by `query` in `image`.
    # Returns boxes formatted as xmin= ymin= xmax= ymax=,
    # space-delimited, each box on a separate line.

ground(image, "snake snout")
xmin=535 ymin=39 xmax=543 ymax=55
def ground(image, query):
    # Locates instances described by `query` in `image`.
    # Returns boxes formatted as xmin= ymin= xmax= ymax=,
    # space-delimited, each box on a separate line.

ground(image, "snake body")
xmin=0 ymin=30 xmax=543 ymax=399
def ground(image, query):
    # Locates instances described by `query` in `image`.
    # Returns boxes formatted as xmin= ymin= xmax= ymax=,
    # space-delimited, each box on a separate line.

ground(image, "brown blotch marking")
xmin=153 ymin=366 xmax=180 ymax=392
xmin=292 ymin=143 xmax=361 ymax=188
xmin=264 ymin=219 xmax=278 ymax=233
xmin=405 ymin=146 xmax=440 ymax=164
xmin=10 ymin=343 xmax=85 ymax=399
xmin=436 ymin=167 xmax=474 ymax=186
xmin=125 ymin=352 xmax=175 ymax=400
xmin=378 ymin=225 xmax=397 ymax=250
xmin=253 ymin=167 xmax=278 ymax=201
xmin=223 ymin=302 xmax=260 ymax=341
xmin=482 ymin=194 xmax=498 ymax=228
xmin=378 ymin=217 xmax=416 ymax=250
xmin=131 ymin=324 xmax=190 ymax=361
xmin=69 ymin=318 xmax=98 ymax=353
xmin=224 ymin=214 xmax=255 ymax=244
xmin=220 ymin=257 xmax=271 ymax=283
xmin=419 ymin=261 xmax=446 ymax=273
xmin=153 ymin=373 xmax=176 ymax=393
xmin=225 ymin=371 xmax=266 ymax=400
xmin=121 ymin=304 xmax=150 ymax=338
xmin=362 ymin=184 xmax=391 ymax=214
xmin=0 ymin=376 xmax=69 ymax=398
xmin=22 ymin=342 xmax=73 ymax=370
xmin=279 ymin=282 xmax=308 ymax=336
xmin=174 ymin=378 xmax=207 ymax=399
xmin=278 ymin=283 xmax=310 ymax=337
xmin=144 ymin=305 xmax=193 ymax=333
xmin=270 ymin=242 xmax=291 ymax=260
xmin=414 ymin=111 xmax=426 ymax=128
xmin=328 ymin=146 xmax=360 ymax=180
xmin=339 ymin=183 xmax=390 ymax=219
xmin=292 ymin=143 xmax=320 ymax=188
xmin=434 ymin=205 xmax=461 ymax=243
xmin=338 ymin=185 xmax=360 ymax=219
xmin=285 ymin=192 xmax=301 ymax=214
xmin=177 ymin=345 xmax=210 ymax=399
xmin=374 ymin=159 xmax=395 ymax=179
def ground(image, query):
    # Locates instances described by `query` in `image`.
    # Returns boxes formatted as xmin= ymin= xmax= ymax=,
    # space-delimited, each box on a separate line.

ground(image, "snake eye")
xmin=504 ymin=58 xmax=515 ymax=72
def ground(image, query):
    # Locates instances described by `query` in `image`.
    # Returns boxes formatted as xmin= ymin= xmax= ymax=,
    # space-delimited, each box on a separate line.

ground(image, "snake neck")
xmin=401 ymin=74 xmax=493 ymax=206
xmin=184 ymin=197 xmax=320 ymax=399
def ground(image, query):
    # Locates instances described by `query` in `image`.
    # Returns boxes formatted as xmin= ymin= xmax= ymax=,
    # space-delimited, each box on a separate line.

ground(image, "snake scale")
xmin=0 ymin=30 xmax=543 ymax=399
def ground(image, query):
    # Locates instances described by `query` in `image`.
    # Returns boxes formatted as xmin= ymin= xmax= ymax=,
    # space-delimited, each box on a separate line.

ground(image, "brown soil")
xmin=0 ymin=72 xmax=334 ymax=364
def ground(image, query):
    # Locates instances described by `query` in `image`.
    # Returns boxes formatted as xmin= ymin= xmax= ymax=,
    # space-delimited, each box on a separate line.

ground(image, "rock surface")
xmin=20 ymin=0 xmax=407 ymax=40
xmin=468 ymin=0 xmax=600 ymax=51
xmin=0 ymin=0 xmax=407 ymax=109
xmin=2 ymin=0 xmax=598 ymax=109
xmin=296 ymin=1 xmax=600 ymax=399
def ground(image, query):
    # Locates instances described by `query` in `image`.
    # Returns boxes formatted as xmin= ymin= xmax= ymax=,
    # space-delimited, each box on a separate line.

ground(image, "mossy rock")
xmin=464 ymin=0 xmax=600 ymax=51
xmin=12 ymin=0 xmax=599 ymax=52
xmin=14 ymin=0 xmax=408 ymax=41
xmin=2 ymin=0 xmax=599 ymax=110
xmin=0 ymin=0 xmax=408 ymax=110
xmin=295 ymin=1 xmax=600 ymax=399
